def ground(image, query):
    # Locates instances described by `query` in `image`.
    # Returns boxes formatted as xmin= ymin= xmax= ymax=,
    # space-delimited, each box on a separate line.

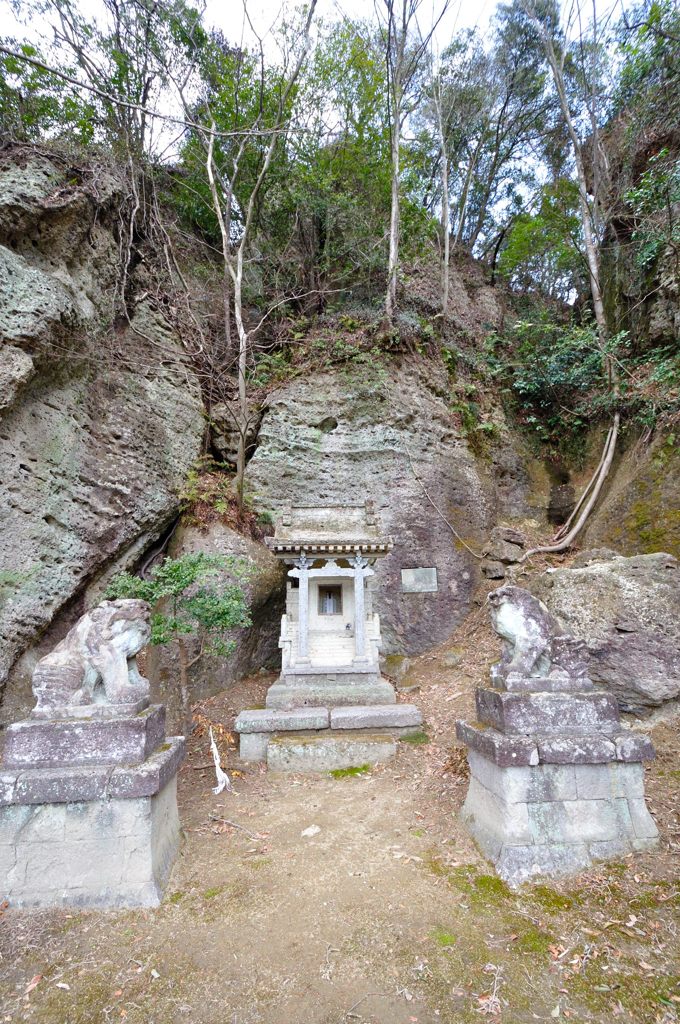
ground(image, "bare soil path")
xmin=1 ymin=608 xmax=679 ymax=1024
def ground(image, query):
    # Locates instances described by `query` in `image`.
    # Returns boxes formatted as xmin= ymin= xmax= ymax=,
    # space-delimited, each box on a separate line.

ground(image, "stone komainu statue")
xmin=32 ymin=599 xmax=151 ymax=714
xmin=487 ymin=584 xmax=590 ymax=683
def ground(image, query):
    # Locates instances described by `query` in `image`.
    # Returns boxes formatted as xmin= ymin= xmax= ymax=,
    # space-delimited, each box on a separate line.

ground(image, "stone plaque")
xmin=401 ymin=568 xmax=438 ymax=593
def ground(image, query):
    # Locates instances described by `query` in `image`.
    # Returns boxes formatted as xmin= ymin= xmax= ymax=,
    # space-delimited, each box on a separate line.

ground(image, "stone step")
xmin=267 ymin=733 xmax=396 ymax=773
xmin=330 ymin=704 xmax=422 ymax=730
xmin=235 ymin=707 xmax=330 ymax=734
xmin=237 ymin=704 xmax=422 ymax=761
xmin=265 ymin=681 xmax=396 ymax=709
xmin=475 ymin=688 xmax=620 ymax=737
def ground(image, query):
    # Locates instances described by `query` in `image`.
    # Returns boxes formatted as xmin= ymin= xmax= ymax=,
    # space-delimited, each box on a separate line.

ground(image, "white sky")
xmin=203 ymin=0 xmax=495 ymax=51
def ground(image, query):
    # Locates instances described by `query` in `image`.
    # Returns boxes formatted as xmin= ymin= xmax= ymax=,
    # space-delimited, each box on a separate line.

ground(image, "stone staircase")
xmin=235 ymin=703 xmax=423 ymax=772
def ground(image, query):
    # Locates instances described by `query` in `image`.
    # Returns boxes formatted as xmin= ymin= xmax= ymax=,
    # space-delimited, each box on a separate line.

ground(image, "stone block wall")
xmin=462 ymin=752 xmax=658 ymax=885
xmin=0 ymin=778 xmax=180 ymax=908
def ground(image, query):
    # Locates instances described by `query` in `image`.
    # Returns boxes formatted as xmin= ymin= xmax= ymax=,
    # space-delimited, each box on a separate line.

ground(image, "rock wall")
xmin=0 ymin=149 xmax=205 ymax=721
xmin=246 ymin=360 xmax=535 ymax=655
xmin=584 ymin=436 xmax=680 ymax=559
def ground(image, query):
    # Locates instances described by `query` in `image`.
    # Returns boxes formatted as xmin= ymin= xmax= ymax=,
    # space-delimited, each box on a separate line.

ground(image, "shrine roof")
xmin=266 ymin=503 xmax=393 ymax=557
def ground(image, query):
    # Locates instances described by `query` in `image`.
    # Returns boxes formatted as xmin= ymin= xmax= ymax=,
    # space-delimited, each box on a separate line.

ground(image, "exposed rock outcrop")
xmin=246 ymin=361 xmax=525 ymax=655
xmin=530 ymin=552 xmax=680 ymax=714
xmin=584 ymin=437 xmax=680 ymax=559
xmin=0 ymin=149 xmax=204 ymax=720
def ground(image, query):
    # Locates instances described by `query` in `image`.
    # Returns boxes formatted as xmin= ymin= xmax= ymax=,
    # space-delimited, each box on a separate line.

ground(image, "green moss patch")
xmin=329 ymin=764 xmax=371 ymax=778
xmin=401 ymin=729 xmax=429 ymax=745
xmin=432 ymin=927 xmax=457 ymax=948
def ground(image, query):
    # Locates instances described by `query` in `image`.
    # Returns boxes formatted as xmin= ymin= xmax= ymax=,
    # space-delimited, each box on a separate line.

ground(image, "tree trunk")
xmin=436 ymin=88 xmax=450 ymax=316
xmin=386 ymin=94 xmax=401 ymax=323
xmin=519 ymin=4 xmax=620 ymax=556
xmin=177 ymin=637 xmax=192 ymax=738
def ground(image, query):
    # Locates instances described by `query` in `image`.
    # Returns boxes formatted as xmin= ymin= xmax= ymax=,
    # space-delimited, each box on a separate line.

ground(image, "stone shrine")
xmin=457 ymin=584 xmax=658 ymax=886
xmin=236 ymin=504 xmax=423 ymax=770
xmin=0 ymin=599 xmax=184 ymax=908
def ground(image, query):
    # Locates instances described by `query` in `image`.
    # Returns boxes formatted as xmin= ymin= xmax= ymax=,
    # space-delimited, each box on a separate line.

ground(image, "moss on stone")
xmin=329 ymin=764 xmax=371 ymax=778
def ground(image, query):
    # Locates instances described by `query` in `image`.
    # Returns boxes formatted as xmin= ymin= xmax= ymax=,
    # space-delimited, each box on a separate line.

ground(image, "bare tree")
xmin=520 ymin=0 xmax=619 ymax=559
xmin=377 ymin=0 xmax=449 ymax=324
xmin=170 ymin=2 xmax=318 ymax=509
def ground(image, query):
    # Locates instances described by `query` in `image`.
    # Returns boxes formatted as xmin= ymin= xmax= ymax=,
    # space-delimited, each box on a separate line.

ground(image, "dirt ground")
xmin=1 ymin=605 xmax=679 ymax=1024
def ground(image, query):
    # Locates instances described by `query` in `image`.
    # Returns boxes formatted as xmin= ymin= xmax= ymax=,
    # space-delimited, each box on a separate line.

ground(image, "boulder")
xmin=210 ymin=400 xmax=261 ymax=466
xmin=530 ymin=552 xmax=680 ymax=714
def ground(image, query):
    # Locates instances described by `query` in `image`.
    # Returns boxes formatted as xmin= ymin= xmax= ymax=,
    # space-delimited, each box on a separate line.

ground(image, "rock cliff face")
xmin=246 ymin=361 xmax=536 ymax=655
xmin=0 ymin=150 xmax=204 ymax=720
xmin=584 ymin=437 xmax=680 ymax=559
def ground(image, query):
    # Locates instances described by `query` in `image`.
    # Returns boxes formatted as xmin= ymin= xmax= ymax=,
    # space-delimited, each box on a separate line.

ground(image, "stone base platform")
xmin=0 ymin=738 xmax=185 ymax=909
xmin=267 ymin=732 xmax=396 ymax=773
xmin=265 ymin=678 xmax=397 ymax=710
xmin=0 ymin=775 xmax=181 ymax=908
xmin=236 ymin=704 xmax=422 ymax=764
xmin=461 ymin=748 xmax=659 ymax=887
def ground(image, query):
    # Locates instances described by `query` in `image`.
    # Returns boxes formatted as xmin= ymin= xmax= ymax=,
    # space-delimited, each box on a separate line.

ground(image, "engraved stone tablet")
xmin=401 ymin=568 xmax=438 ymax=593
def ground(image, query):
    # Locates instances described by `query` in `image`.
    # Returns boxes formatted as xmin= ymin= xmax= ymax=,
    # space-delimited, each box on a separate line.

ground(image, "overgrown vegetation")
xmin=107 ymin=553 xmax=251 ymax=732
xmin=0 ymin=0 xmax=677 ymax=537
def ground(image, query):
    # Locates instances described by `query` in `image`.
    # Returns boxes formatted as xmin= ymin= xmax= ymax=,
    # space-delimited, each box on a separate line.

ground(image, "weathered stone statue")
xmin=457 ymin=584 xmax=658 ymax=886
xmin=488 ymin=585 xmax=590 ymax=686
xmin=32 ymin=598 xmax=151 ymax=715
xmin=0 ymin=600 xmax=184 ymax=908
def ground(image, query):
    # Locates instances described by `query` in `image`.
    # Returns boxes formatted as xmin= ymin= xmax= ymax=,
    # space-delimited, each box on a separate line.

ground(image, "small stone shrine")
xmin=0 ymin=599 xmax=184 ymax=908
xmin=236 ymin=504 xmax=423 ymax=771
xmin=457 ymin=584 xmax=658 ymax=886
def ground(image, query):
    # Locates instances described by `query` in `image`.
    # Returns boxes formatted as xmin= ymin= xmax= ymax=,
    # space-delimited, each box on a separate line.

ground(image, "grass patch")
xmin=246 ymin=857 xmax=271 ymax=871
xmin=202 ymin=886 xmax=224 ymax=900
xmin=329 ymin=764 xmax=371 ymax=778
xmin=528 ymin=883 xmax=575 ymax=912
xmin=166 ymin=891 xmax=184 ymax=905
xmin=401 ymin=730 xmax=429 ymax=745
xmin=432 ymin=927 xmax=457 ymax=948
xmin=423 ymin=849 xmax=449 ymax=877
xmin=446 ymin=867 xmax=513 ymax=906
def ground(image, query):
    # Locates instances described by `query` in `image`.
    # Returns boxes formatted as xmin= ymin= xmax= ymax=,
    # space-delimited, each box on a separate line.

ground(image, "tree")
xmin=498 ymin=179 xmax=584 ymax=301
xmin=169 ymin=2 xmax=318 ymax=509
xmin=107 ymin=553 xmax=250 ymax=734
xmin=377 ymin=0 xmax=448 ymax=324
xmin=516 ymin=0 xmax=621 ymax=558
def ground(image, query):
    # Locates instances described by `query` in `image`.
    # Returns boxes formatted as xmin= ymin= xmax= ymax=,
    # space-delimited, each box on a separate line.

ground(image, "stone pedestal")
xmin=0 ymin=598 xmax=185 ymax=909
xmin=0 ymin=718 xmax=184 ymax=908
xmin=457 ymin=584 xmax=658 ymax=887
xmin=457 ymin=683 xmax=658 ymax=886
